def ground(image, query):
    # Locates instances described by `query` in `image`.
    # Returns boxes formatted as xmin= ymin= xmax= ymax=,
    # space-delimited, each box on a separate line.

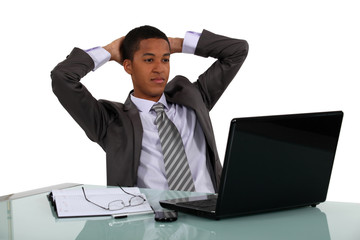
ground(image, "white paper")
xmin=51 ymin=187 xmax=153 ymax=218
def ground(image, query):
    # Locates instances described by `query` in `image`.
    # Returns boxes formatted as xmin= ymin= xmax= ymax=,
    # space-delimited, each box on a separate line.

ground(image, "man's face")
xmin=124 ymin=38 xmax=170 ymax=102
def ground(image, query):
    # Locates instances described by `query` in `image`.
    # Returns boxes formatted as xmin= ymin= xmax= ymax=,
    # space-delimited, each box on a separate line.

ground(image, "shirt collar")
xmin=130 ymin=93 xmax=169 ymax=113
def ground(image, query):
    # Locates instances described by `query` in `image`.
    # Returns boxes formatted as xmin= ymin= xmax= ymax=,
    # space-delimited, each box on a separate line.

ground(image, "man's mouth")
xmin=151 ymin=77 xmax=165 ymax=84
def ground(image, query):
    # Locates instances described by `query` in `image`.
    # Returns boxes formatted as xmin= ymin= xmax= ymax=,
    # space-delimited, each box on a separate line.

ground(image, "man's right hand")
xmin=103 ymin=37 xmax=125 ymax=65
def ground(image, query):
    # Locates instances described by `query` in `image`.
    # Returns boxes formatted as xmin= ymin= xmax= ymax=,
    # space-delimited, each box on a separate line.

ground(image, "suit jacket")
xmin=51 ymin=30 xmax=248 ymax=192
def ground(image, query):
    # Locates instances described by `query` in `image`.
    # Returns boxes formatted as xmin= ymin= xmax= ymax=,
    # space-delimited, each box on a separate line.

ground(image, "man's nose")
xmin=152 ymin=60 xmax=165 ymax=73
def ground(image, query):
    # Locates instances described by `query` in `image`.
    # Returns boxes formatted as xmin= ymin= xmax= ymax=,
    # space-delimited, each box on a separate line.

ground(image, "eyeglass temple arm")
xmin=82 ymin=187 xmax=109 ymax=210
xmin=117 ymin=185 xmax=146 ymax=200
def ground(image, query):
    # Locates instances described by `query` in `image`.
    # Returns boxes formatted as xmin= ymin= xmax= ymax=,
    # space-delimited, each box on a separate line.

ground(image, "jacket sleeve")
xmin=51 ymin=47 xmax=110 ymax=144
xmin=194 ymin=30 xmax=249 ymax=111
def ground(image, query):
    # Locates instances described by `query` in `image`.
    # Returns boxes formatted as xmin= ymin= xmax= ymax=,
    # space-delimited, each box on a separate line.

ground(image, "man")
xmin=51 ymin=26 xmax=248 ymax=193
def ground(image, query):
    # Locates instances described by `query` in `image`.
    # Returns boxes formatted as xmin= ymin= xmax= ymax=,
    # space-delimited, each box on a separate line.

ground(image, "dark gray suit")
xmin=51 ymin=30 xmax=248 ymax=192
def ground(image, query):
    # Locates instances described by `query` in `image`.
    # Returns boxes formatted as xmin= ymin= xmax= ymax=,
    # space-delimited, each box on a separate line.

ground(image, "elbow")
xmin=238 ymin=40 xmax=249 ymax=60
xmin=232 ymin=40 xmax=249 ymax=66
xmin=51 ymin=67 xmax=74 ymax=97
xmin=50 ymin=68 xmax=63 ymax=96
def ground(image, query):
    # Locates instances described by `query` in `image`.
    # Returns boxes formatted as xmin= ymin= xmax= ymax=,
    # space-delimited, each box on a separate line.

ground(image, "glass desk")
xmin=1 ymin=184 xmax=360 ymax=240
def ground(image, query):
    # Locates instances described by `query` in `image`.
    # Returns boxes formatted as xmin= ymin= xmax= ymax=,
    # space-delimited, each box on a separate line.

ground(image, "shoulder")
xmin=165 ymin=75 xmax=199 ymax=95
xmin=164 ymin=75 xmax=205 ymax=106
xmin=98 ymin=99 xmax=126 ymax=118
xmin=99 ymin=99 xmax=125 ymax=109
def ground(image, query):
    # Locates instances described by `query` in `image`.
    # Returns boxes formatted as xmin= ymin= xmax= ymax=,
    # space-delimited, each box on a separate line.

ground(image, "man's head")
xmin=121 ymin=25 xmax=170 ymax=62
xmin=122 ymin=26 xmax=171 ymax=102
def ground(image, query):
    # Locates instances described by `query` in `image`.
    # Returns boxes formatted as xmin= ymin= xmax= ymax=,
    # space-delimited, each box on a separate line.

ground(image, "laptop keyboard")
xmin=176 ymin=197 xmax=217 ymax=212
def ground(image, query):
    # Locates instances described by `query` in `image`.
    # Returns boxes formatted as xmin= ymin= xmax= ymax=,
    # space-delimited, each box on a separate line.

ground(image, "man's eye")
xmin=144 ymin=59 xmax=153 ymax=63
xmin=163 ymin=58 xmax=170 ymax=63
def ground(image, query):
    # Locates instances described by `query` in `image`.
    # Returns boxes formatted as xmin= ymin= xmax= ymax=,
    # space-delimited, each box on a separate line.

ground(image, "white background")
xmin=0 ymin=0 xmax=359 ymax=203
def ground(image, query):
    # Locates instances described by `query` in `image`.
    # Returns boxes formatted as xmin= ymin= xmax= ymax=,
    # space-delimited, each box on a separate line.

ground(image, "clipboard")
xmin=48 ymin=186 xmax=153 ymax=218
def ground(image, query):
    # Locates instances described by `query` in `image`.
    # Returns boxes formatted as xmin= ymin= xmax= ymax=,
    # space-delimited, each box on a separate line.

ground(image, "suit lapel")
xmin=124 ymin=94 xmax=143 ymax=178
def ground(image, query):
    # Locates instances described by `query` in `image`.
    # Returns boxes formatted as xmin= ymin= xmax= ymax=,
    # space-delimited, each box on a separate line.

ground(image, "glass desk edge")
xmin=0 ymin=183 xmax=82 ymax=201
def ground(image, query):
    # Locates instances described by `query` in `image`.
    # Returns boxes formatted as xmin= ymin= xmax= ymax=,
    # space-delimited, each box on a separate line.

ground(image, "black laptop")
xmin=160 ymin=111 xmax=343 ymax=219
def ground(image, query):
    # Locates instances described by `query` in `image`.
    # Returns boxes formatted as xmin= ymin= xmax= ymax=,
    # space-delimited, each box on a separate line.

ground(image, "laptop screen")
xmin=217 ymin=111 xmax=343 ymax=216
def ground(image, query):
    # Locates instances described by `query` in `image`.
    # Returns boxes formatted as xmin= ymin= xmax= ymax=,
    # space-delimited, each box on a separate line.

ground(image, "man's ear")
xmin=123 ymin=59 xmax=132 ymax=75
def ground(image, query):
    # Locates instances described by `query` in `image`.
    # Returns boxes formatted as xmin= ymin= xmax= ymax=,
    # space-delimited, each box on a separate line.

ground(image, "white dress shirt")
xmin=85 ymin=31 xmax=214 ymax=193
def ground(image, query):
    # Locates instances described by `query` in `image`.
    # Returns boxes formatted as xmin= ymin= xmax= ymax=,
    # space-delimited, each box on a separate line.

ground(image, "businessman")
xmin=51 ymin=26 xmax=248 ymax=193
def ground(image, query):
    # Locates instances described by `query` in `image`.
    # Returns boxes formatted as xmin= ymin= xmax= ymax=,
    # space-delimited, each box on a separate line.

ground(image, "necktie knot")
xmin=152 ymin=103 xmax=164 ymax=114
xmin=152 ymin=103 xmax=166 ymax=123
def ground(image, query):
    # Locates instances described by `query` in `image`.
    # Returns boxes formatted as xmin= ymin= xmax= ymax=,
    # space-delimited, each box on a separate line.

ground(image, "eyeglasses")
xmin=81 ymin=186 xmax=146 ymax=211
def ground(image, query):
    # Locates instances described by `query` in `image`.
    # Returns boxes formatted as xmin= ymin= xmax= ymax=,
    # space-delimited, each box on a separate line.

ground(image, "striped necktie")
xmin=152 ymin=103 xmax=195 ymax=191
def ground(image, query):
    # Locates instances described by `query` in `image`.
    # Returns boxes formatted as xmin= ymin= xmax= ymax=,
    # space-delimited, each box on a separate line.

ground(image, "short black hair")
xmin=121 ymin=25 xmax=170 ymax=62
